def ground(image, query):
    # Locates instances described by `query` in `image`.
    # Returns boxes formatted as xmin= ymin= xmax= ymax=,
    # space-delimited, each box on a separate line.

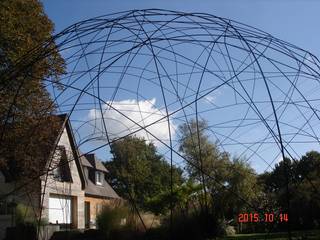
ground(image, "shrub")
xmin=214 ymin=219 xmax=236 ymax=237
xmin=157 ymin=210 xmax=219 ymax=240
xmin=96 ymin=204 xmax=129 ymax=238
xmin=82 ymin=229 xmax=105 ymax=240
xmin=50 ymin=230 xmax=82 ymax=240
xmin=4 ymin=203 xmax=40 ymax=240
xmin=225 ymin=225 xmax=236 ymax=236
xmin=125 ymin=212 xmax=151 ymax=233
xmin=5 ymin=223 xmax=37 ymax=240
xmin=15 ymin=203 xmax=34 ymax=224
xmin=111 ymin=227 xmax=144 ymax=240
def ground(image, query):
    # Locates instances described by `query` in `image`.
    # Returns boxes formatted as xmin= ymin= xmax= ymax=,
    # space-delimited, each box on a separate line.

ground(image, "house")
xmin=0 ymin=114 xmax=120 ymax=238
xmin=81 ymin=153 xmax=120 ymax=228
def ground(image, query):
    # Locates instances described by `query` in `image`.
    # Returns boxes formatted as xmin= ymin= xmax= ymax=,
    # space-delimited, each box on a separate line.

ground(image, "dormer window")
xmin=96 ymin=171 xmax=102 ymax=185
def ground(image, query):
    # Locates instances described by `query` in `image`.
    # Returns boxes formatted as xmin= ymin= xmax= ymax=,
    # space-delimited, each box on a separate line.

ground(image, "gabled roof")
xmin=81 ymin=153 xmax=108 ymax=173
xmin=80 ymin=154 xmax=92 ymax=168
xmin=1 ymin=114 xmax=86 ymax=186
xmin=84 ymin=177 xmax=119 ymax=199
xmin=1 ymin=113 xmax=119 ymax=199
xmin=54 ymin=114 xmax=86 ymax=189
xmin=51 ymin=115 xmax=119 ymax=199
xmin=81 ymin=153 xmax=119 ymax=199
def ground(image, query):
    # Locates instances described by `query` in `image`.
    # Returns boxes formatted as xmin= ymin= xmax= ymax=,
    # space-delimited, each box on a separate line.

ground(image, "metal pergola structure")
xmin=2 ymin=9 xmax=320 ymax=239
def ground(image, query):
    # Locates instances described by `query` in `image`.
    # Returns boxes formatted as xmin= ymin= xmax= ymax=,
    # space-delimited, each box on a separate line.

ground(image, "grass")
xmin=216 ymin=230 xmax=320 ymax=240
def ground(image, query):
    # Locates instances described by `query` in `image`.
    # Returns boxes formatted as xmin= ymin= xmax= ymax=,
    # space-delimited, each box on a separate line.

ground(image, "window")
xmin=52 ymin=146 xmax=72 ymax=182
xmin=53 ymin=167 xmax=60 ymax=180
xmin=96 ymin=171 xmax=102 ymax=185
xmin=96 ymin=203 xmax=102 ymax=215
xmin=49 ymin=195 xmax=71 ymax=224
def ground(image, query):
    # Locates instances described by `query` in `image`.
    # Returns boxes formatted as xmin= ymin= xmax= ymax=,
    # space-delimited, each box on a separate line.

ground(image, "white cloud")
xmin=203 ymin=90 xmax=221 ymax=104
xmin=204 ymin=95 xmax=216 ymax=103
xmin=87 ymin=98 xmax=176 ymax=146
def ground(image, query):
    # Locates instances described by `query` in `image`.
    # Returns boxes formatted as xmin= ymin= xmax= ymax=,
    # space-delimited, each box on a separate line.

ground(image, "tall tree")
xmin=290 ymin=152 xmax=320 ymax=228
xmin=0 ymin=0 xmax=65 ymax=180
xmin=259 ymin=152 xmax=320 ymax=230
xmin=105 ymin=136 xmax=184 ymax=209
xmin=178 ymin=119 xmax=260 ymax=222
xmin=220 ymin=158 xmax=259 ymax=219
xmin=178 ymin=119 xmax=230 ymax=207
xmin=145 ymin=180 xmax=202 ymax=216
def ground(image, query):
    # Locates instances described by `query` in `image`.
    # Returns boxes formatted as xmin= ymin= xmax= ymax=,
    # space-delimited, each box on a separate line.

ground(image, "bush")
xmin=225 ymin=225 xmax=236 ymax=236
xmin=213 ymin=219 xmax=236 ymax=237
xmin=15 ymin=203 xmax=35 ymax=224
xmin=81 ymin=229 xmax=105 ymax=240
xmin=96 ymin=204 xmax=129 ymax=238
xmin=4 ymin=203 xmax=41 ymax=240
xmin=111 ymin=227 xmax=144 ymax=240
xmin=50 ymin=230 xmax=83 ymax=240
xmin=143 ymin=226 xmax=167 ymax=240
xmin=5 ymin=223 xmax=37 ymax=240
xmin=157 ymin=210 xmax=219 ymax=240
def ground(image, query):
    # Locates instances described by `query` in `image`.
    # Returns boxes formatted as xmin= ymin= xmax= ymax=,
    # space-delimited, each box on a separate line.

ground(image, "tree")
xmin=296 ymin=151 xmax=320 ymax=181
xmin=178 ymin=119 xmax=261 ymax=225
xmin=292 ymin=151 xmax=320 ymax=228
xmin=0 ymin=0 xmax=65 ymax=180
xmin=145 ymin=180 xmax=202 ymax=216
xmin=178 ymin=119 xmax=230 ymax=210
xmin=178 ymin=119 xmax=222 ymax=180
xmin=259 ymin=152 xmax=320 ymax=230
xmin=105 ymin=136 xmax=184 ymax=210
xmin=220 ymin=158 xmax=260 ymax=219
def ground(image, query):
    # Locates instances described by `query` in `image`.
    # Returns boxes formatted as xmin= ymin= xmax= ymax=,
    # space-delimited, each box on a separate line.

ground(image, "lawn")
xmin=216 ymin=230 xmax=320 ymax=239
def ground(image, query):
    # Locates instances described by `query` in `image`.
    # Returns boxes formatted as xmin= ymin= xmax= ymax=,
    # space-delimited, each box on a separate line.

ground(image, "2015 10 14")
xmin=238 ymin=213 xmax=288 ymax=223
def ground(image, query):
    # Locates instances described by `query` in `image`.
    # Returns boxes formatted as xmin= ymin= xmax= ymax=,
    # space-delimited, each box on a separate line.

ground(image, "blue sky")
xmin=43 ymin=0 xmax=320 ymax=56
xmin=42 ymin=1 xmax=320 ymax=174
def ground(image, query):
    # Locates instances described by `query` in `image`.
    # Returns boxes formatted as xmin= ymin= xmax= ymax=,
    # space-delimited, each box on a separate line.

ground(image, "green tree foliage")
xmin=145 ymin=180 xmax=202 ymax=215
xmin=259 ymin=152 xmax=320 ymax=230
xmin=105 ymin=136 xmax=184 ymax=210
xmin=178 ymin=119 xmax=225 ymax=179
xmin=178 ymin=119 xmax=230 ymax=200
xmin=297 ymin=151 xmax=320 ymax=181
xmin=0 ymin=0 xmax=65 ymax=179
xmin=178 ymin=119 xmax=260 ymax=221
xmin=290 ymin=152 xmax=320 ymax=229
xmin=219 ymin=158 xmax=260 ymax=219
xmin=0 ymin=0 xmax=64 ymax=81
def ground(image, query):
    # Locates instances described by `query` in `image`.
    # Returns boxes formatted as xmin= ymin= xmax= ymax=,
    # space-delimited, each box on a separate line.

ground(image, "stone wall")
xmin=84 ymin=196 xmax=112 ymax=228
xmin=40 ymin=127 xmax=85 ymax=229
